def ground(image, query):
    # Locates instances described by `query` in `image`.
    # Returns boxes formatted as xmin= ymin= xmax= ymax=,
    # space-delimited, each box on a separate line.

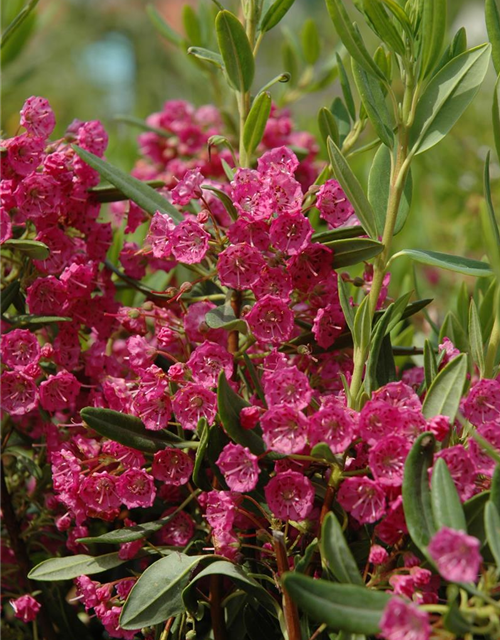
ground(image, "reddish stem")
xmin=273 ymin=530 xmax=301 ymax=640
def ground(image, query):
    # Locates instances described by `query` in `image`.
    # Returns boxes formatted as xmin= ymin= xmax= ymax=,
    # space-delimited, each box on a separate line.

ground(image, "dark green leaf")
xmin=73 ymin=146 xmax=183 ymax=223
xmin=217 ymin=372 xmax=265 ymax=455
xmin=402 ymin=432 xmax=436 ymax=556
xmin=28 ymin=552 xmax=129 ymax=581
xmin=423 ymin=339 xmax=438 ymax=390
xmin=353 ymin=295 xmax=371 ymax=354
xmin=318 ymin=107 xmax=340 ymax=147
xmin=380 ymin=0 xmax=412 ymax=38
xmin=464 ymin=491 xmax=489 ymax=544
xmin=492 ymin=465 xmax=500 ymax=511
xmin=352 ymin=61 xmax=394 ymax=148
xmin=1 ymin=280 xmax=20 ymax=314
xmin=10 ymin=315 xmax=71 ymax=330
xmin=1 ymin=239 xmax=49 ymax=260
xmin=365 ymin=304 xmax=394 ymax=395
xmin=338 ymin=277 xmax=355 ymax=335
xmin=331 ymin=97 xmax=351 ymax=147
xmin=469 ymin=299 xmax=485 ymax=376
xmin=392 ymin=248 xmax=492 ymax=278
xmin=327 ymin=138 xmax=378 ymax=239
xmin=362 ymin=0 xmax=404 ymax=55
xmin=301 ymin=18 xmax=321 ymax=65
xmin=422 ymin=354 xmax=467 ymax=420
xmin=493 ymin=75 xmax=500 ymax=162
xmin=439 ymin=311 xmax=469 ymax=353
xmin=80 ymin=407 xmax=186 ymax=454
xmin=187 ymin=46 xmax=224 ymax=68
xmin=320 ymin=513 xmax=363 ymax=585
xmin=376 ymin=334 xmax=397 ymax=386
xmin=215 ymin=10 xmax=254 ymax=92
xmin=484 ymin=502 xmax=500 ymax=569
xmin=243 ymin=91 xmax=272 ymax=155
xmin=260 ymin=0 xmax=296 ymax=33
xmin=312 ymin=225 xmax=365 ymax=243
xmin=336 ymin=53 xmax=356 ymax=120
xmin=89 ymin=178 xmax=166 ymax=202
xmin=120 ymin=554 xmax=214 ymax=629
xmin=295 ymin=538 xmax=318 ymax=574
xmin=486 ymin=0 xmax=500 ymax=75
xmin=325 ymin=0 xmax=384 ymax=80
xmin=368 ymin=145 xmax=412 ymax=236
xmin=205 ymin=304 xmax=248 ymax=333
xmin=146 ymin=4 xmax=184 ymax=47
xmin=435 ymin=28 xmax=468 ymax=74
xmin=328 ymin=238 xmax=384 ymax=268
xmin=419 ymin=0 xmax=447 ymax=79
xmin=431 ymin=458 xmax=467 ymax=531
xmin=192 ymin=419 xmax=212 ymax=491
xmin=282 ymin=573 xmax=390 ymax=635
xmin=202 ymin=185 xmax=238 ymax=221
xmin=482 ymin=152 xmax=500 ymax=277
xmin=410 ymin=44 xmax=491 ymax=155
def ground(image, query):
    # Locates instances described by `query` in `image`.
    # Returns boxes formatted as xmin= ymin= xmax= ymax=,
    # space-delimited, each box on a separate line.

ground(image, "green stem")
xmin=484 ymin=296 xmax=500 ymax=378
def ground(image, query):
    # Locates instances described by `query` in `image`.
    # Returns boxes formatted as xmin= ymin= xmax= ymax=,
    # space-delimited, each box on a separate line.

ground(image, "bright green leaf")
xmin=320 ymin=513 xmax=363 ymax=585
xmin=260 ymin=0 xmax=296 ymax=33
xmin=422 ymin=354 xmax=468 ymax=420
xmin=327 ymin=238 xmax=384 ymax=268
xmin=431 ymin=458 xmax=467 ymax=531
xmin=301 ymin=18 xmax=321 ymax=65
xmin=215 ymin=10 xmax=254 ymax=92
xmin=486 ymin=0 xmax=500 ymax=74
xmin=29 ymin=552 xmax=130 ymax=581
xmin=469 ymin=299 xmax=485 ymax=376
xmin=352 ymin=61 xmax=394 ymax=148
xmin=391 ymin=248 xmax=492 ymax=278
xmin=418 ymin=0 xmax=447 ymax=79
xmin=1 ymin=239 xmax=50 ymax=260
xmin=243 ymin=91 xmax=272 ymax=155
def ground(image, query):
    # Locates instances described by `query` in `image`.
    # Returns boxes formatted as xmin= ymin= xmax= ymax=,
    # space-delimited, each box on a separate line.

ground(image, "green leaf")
xmin=327 ymin=238 xmax=384 ymax=268
xmin=1 ymin=239 xmax=50 ymax=260
xmin=439 ymin=311 xmax=469 ymax=353
xmin=282 ymin=574 xmax=390 ymax=635
xmin=182 ymin=561 xmax=277 ymax=617
xmin=325 ymin=0 xmax=384 ymax=80
xmin=217 ymin=372 xmax=265 ymax=455
xmin=301 ymin=18 xmax=321 ymax=65
xmin=423 ymin=339 xmax=438 ymax=389
xmin=365 ymin=304 xmax=394 ymax=395
xmin=9 ymin=315 xmax=71 ymax=330
xmin=410 ymin=44 xmax=492 ymax=155
xmin=28 ymin=552 xmax=129 ymax=581
xmin=215 ymin=10 xmax=254 ymax=92
xmin=336 ymin=53 xmax=356 ymax=120
xmin=202 ymin=185 xmax=238 ymax=221
xmin=243 ymin=91 xmax=272 ymax=155
xmin=320 ymin=513 xmax=363 ymax=585
xmin=493 ymin=75 xmax=500 ymax=161
xmin=422 ymin=354 xmax=468 ymax=421
xmin=486 ymin=0 xmax=500 ymax=75
xmin=0 ymin=0 xmax=39 ymax=50
xmin=353 ymin=295 xmax=371 ymax=354
xmin=187 ymin=46 xmax=224 ymax=68
xmin=295 ymin=538 xmax=318 ymax=574
xmin=464 ymin=491 xmax=489 ymax=543
xmin=362 ymin=0 xmax=404 ymax=55
xmin=418 ymin=0 xmax=447 ymax=79
xmin=192 ymin=419 xmax=212 ymax=491
xmin=73 ymin=146 xmax=183 ymax=224
xmin=492 ymin=465 xmax=500 ymax=511
xmin=402 ymin=432 xmax=437 ymax=556
xmin=435 ymin=28 xmax=468 ymax=74
xmin=205 ymin=304 xmax=248 ymax=333
xmin=146 ymin=4 xmax=184 ymax=47
xmin=352 ymin=61 xmax=394 ymax=148
xmin=312 ymin=225 xmax=365 ymax=243
xmin=469 ymin=299 xmax=485 ymax=376
xmin=443 ymin=586 xmax=474 ymax=635
xmin=431 ymin=458 xmax=467 ymax=531
xmin=484 ymin=502 xmax=500 ymax=570
xmin=482 ymin=151 xmax=500 ymax=278
xmin=318 ymin=107 xmax=340 ymax=147
xmin=391 ymin=248 xmax=492 ymax=278
xmin=338 ymin=277 xmax=355 ymax=335
xmin=260 ymin=0 xmax=296 ymax=33
xmin=1 ymin=280 xmax=20 ymax=314
xmin=120 ymin=553 xmax=214 ymax=629
xmin=182 ymin=4 xmax=202 ymax=45
xmin=80 ymin=407 xmax=187 ymax=454
xmin=368 ymin=145 xmax=412 ymax=236
xmin=331 ymin=98 xmax=351 ymax=147
xmin=327 ymin=138 xmax=378 ymax=239
xmin=379 ymin=0 xmax=412 ymax=39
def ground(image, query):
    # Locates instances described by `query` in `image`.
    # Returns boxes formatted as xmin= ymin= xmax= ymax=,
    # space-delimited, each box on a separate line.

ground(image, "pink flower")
xmin=119 ymin=241 xmax=147 ymax=279
xmin=9 ymin=595 xmax=41 ymax=623
xmin=1 ymin=329 xmax=41 ymax=369
xmin=172 ymin=383 xmax=217 ymax=431
xmin=184 ymin=301 xmax=226 ymax=344
xmin=15 ymin=172 xmax=62 ymax=222
xmin=428 ymin=527 xmax=482 ymax=583
xmin=157 ymin=508 xmax=195 ymax=546
xmin=7 ymin=134 xmax=44 ymax=176
xmin=217 ymin=243 xmax=265 ymax=290
xmin=266 ymin=172 xmax=303 ymax=215
xmin=368 ymin=544 xmax=388 ymax=565
xmin=337 ymin=477 xmax=386 ymax=524
xmin=463 ymin=379 xmax=500 ymax=426
xmin=205 ymin=490 xmax=239 ymax=532
xmin=171 ymin=169 xmax=204 ymax=205
xmin=133 ymin=392 xmax=172 ymax=432
xmin=0 ymin=370 xmax=39 ymax=415
xmin=79 ymin=472 xmax=121 ymax=513
xmin=288 ymin=244 xmax=333 ymax=292
xmin=26 ymin=276 xmax=66 ymax=316
xmin=20 ymin=96 xmax=56 ymax=138
xmin=469 ymin=422 xmax=500 ymax=475
xmin=240 ymin=405 xmax=262 ymax=430
xmin=39 ymin=370 xmax=81 ymax=412
xmin=213 ymin=529 xmax=241 ymax=561
xmin=152 ymin=448 xmax=193 ymax=485
xmin=358 ymin=399 xmax=401 ymax=445
xmin=434 ymin=445 xmax=476 ymax=501
xmin=312 ymin=303 xmax=345 ymax=348
xmin=380 ymin=597 xmax=431 ymax=640
xmin=227 ymin=218 xmax=270 ymax=251
xmin=251 ymin=264 xmax=293 ymax=300
xmin=147 ymin=211 xmax=176 ymax=258
xmin=100 ymin=605 xmax=138 ymax=640
xmin=77 ymin=120 xmax=108 ymax=156
xmin=171 ymin=219 xmax=210 ymax=264
xmin=264 ymin=470 xmax=314 ymax=521
xmin=231 ymin=168 xmax=273 ymax=221
xmin=116 ymin=468 xmax=156 ymax=509
xmin=216 ymin=443 xmax=260 ymax=492
xmin=308 ymin=403 xmax=355 ymax=454
xmin=316 ymin=180 xmax=355 ymax=228
xmin=263 ymin=365 xmax=312 ymax=410
xmin=245 ymin=295 xmax=294 ymax=345
xmin=368 ymin=435 xmax=411 ymax=487
xmin=257 ymin=146 xmax=299 ymax=175
xmin=269 ymin=212 xmax=312 ymax=255
xmin=261 ymin=405 xmax=309 ymax=454
xmin=187 ymin=341 xmax=233 ymax=388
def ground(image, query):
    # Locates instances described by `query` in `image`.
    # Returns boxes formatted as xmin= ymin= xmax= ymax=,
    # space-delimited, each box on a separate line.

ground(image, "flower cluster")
xmin=1 ymin=97 xmax=499 ymax=640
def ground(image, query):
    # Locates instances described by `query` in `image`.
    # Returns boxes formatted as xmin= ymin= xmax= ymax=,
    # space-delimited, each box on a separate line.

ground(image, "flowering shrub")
xmin=2 ymin=1 xmax=500 ymax=640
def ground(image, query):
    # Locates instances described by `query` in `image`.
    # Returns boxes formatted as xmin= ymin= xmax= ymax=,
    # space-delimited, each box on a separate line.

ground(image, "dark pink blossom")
xmin=261 ymin=405 xmax=309 ymax=454
xmin=380 ymin=598 xmax=430 ymax=640
xmin=9 ymin=595 xmax=41 ymax=623
xmin=20 ymin=96 xmax=56 ymax=138
xmin=428 ymin=527 xmax=482 ymax=583
xmin=152 ymin=448 xmax=193 ymax=485
xmin=264 ymin=470 xmax=314 ymax=521
xmin=245 ymin=295 xmax=294 ymax=345
xmin=337 ymin=477 xmax=386 ymax=524
xmin=216 ymin=443 xmax=260 ymax=492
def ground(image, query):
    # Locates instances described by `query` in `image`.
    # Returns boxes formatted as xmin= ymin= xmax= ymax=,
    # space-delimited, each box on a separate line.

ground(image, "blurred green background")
xmin=1 ymin=0 xmax=498 ymax=320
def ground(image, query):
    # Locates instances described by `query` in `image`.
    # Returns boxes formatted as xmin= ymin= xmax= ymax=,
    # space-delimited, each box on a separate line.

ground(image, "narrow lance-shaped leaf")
xmin=215 ymin=10 xmax=254 ymax=92
xmin=352 ymin=61 xmax=394 ymax=148
xmin=424 ymin=339 xmax=438 ymax=390
xmin=318 ymin=106 xmax=340 ymax=147
xmin=493 ymin=75 xmax=500 ymax=162
xmin=146 ymin=4 xmax=184 ymax=47
xmin=410 ymin=44 xmax=491 ymax=155
xmin=335 ymin=53 xmax=356 ymax=120
xmin=327 ymin=138 xmax=378 ymax=239
xmin=484 ymin=502 xmax=500 ymax=570
xmin=29 ymin=552 xmax=132 ymax=581
xmin=422 ymin=354 xmax=468 ymax=421
xmin=301 ymin=18 xmax=321 ymax=65
xmin=243 ymin=91 xmax=272 ymax=155
xmin=418 ymin=0 xmax=447 ymax=79
xmin=73 ymin=146 xmax=183 ymax=223
xmin=364 ymin=304 xmax=394 ymax=395
xmin=320 ymin=513 xmax=363 ymax=585
xmin=469 ymin=299 xmax=485 ymax=376
xmin=486 ymin=0 xmax=500 ymax=75
xmin=282 ymin=573 xmax=390 ymax=635
xmin=431 ymin=458 xmax=467 ymax=532
xmin=482 ymin=152 xmax=500 ymax=278
xmin=329 ymin=238 xmax=384 ymax=269
xmin=402 ymin=432 xmax=437 ymax=556
xmin=338 ymin=277 xmax=355 ymax=335
xmin=391 ymin=248 xmax=492 ymax=278
xmin=260 ymin=0 xmax=296 ymax=33
xmin=362 ymin=0 xmax=404 ymax=55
